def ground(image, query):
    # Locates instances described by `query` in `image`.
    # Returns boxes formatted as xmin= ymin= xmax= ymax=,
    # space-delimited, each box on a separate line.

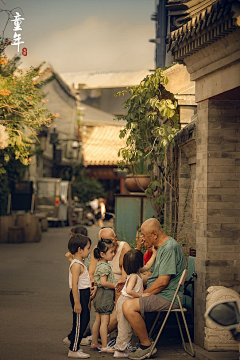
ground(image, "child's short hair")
xmin=123 ymin=249 xmax=144 ymax=275
xmin=70 ymin=226 xmax=88 ymax=237
xmin=94 ymin=238 xmax=114 ymax=259
xmin=68 ymin=234 xmax=91 ymax=255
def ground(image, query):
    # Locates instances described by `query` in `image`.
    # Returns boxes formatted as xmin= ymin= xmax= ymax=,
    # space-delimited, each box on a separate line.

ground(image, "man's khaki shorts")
xmin=139 ymin=295 xmax=178 ymax=318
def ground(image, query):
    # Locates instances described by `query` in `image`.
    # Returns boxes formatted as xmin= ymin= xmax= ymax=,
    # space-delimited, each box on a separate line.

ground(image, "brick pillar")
xmin=195 ymin=99 xmax=240 ymax=347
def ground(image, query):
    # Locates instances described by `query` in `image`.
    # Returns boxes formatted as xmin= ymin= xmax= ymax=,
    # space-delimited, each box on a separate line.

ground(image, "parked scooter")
xmin=205 ymin=300 xmax=240 ymax=341
xmin=73 ymin=201 xmax=95 ymax=226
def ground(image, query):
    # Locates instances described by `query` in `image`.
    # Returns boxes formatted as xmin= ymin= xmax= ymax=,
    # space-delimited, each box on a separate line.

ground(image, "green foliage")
xmin=0 ymin=47 xmax=59 ymax=213
xmin=71 ymin=163 xmax=106 ymax=204
xmin=115 ymin=68 xmax=179 ymax=219
xmin=0 ymin=53 xmax=58 ymax=173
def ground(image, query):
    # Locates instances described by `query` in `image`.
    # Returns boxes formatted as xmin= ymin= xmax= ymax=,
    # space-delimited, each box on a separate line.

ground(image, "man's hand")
xmin=74 ymin=302 xmax=82 ymax=314
xmin=90 ymin=285 xmax=97 ymax=300
xmin=115 ymin=278 xmax=126 ymax=292
xmin=142 ymin=293 xmax=151 ymax=297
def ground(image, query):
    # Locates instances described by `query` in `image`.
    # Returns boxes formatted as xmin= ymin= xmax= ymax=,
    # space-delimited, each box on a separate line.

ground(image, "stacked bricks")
xmin=194 ymin=99 xmax=240 ymax=347
xmin=177 ymin=142 xmax=196 ymax=250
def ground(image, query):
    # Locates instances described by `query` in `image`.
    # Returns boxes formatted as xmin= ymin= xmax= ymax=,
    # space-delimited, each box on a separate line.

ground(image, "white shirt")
xmin=121 ymin=273 xmax=143 ymax=298
xmin=69 ymin=259 xmax=91 ymax=289
xmin=109 ymin=241 xmax=125 ymax=280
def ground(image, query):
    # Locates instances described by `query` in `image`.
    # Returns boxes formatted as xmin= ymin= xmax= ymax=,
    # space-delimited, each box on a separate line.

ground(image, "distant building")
xmin=26 ymin=64 xmax=130 ymax=210
xmin=61 ymin=70 xmax=151 ymax=116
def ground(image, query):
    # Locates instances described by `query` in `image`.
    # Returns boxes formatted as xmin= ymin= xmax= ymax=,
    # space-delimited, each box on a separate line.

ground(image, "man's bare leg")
xmin=107 ymin=309 xmax=117 ymax=333
xmin=122 ymin=298 xmax=151 ymax=347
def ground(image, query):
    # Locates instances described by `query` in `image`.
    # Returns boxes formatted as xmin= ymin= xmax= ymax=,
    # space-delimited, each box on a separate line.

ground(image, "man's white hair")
xmin=98 ymin=227 xmax=115 ymax=239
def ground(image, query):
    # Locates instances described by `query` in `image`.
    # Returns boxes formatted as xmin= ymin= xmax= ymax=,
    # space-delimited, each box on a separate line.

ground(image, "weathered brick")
xmin=208 ymin=165 xmax=238 ymax=173
xmin=221 ymin=209 xmax=239 ymax=217
xmin=208 ymin=172 xmax=236 ymax=181
xmin=222 ymin=121 xmax=240 ymax=129
xmin=208 ymin=187 xmax=237 ymax=195
xmin=221 ymin=195 xmax=240 ymax=203
xmin=207 ymin=195 xmax=221 ymax=202
xmin=208 ymin=202 xmax=235 ymax=210
xmin=221 ymin=180 xmax=239 ymax=188
xmin=208 ymin=136 xmax=222 ymax=144
xmin=208 ymin=158 xmax=235 ymax=166
xmin=208 ymin=108 xmax=221 ymax=115
xmin=209 ymin=129 xmax=236 ymax=137
xmin=221 ymin=238 xmax=239 ymax=245
xmin=208 ymin=215 xmax=235 ymax=224
xmin=222 ymin=108 xmax=240 ymax=116
xmin=210 ymin=115 xmax=235 ymax=122
xmin=221 ymin=223 xmax=240 ymax=230
xmin=207 ymin=230 xmax=237 ymax=238
xmin=221 ymin=143 xmax=237 ymax=151
xmin=208 ymin=244 xmax=240 ymax=252
xmin=209 ymin=122 xmax=222 ymax=130
xmin=207 ymin=223 xmax=221 ymax=231
xmin=205 ymin=259 xmax=234 ymax=267
xmin=207 ymin=252 xmax=239 ymax=260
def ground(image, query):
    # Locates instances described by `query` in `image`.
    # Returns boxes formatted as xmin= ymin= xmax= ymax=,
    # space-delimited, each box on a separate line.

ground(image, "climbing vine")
xmin=115 ymin=68 xmax=180 ymax=220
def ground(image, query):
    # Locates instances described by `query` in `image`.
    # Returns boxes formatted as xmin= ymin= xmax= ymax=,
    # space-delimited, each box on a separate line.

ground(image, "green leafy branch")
xmin=115 ymin=68 xmax=180 ymax=220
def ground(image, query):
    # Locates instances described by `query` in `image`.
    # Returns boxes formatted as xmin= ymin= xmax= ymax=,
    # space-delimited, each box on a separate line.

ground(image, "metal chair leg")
xmin=148 ymin=309 xmax=171 ymax=357
xmin=175 ymin=312 xmax=186 ymax=349
xmin=176 ymin=296 xmax=194 ymax=357
xmin=180 ymin=310 xmax=195 ymax=356
xmin=149 ymin=311 xmax=161 ymax=338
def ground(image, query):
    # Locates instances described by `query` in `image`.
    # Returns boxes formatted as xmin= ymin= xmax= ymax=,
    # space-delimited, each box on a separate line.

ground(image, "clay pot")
xmin=125 ymin=174 xmax=150 ymax=193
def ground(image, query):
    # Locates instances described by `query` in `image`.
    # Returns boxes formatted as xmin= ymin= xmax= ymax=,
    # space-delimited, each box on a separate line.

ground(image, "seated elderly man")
xmin=123 ymin=218 xmax=186 ymax=360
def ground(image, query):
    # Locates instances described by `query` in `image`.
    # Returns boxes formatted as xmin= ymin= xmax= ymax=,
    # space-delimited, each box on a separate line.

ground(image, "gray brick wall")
xmin=177 ymin=144 xmax=196 ymax=252
xmin=194 ymin=99 xmax=240 ymax=347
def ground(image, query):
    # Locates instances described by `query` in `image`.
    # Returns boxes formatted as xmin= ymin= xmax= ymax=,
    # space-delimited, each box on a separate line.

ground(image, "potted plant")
xmin=124 ymin=160 xmax=150 ymax=192
xmin=115 ymin=68 xmax=179 ymax=220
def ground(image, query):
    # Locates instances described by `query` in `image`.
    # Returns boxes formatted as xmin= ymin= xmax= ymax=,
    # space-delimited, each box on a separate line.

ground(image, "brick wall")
xmin=177 ymin=142 xmax=196 ymax=252
xmin=194 ymin=99 xmax=240 ymax=347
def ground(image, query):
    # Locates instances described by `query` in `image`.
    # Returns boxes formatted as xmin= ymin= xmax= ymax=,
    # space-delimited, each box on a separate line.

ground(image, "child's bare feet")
xmin=90 ymin=343 xmax=101 ymax=351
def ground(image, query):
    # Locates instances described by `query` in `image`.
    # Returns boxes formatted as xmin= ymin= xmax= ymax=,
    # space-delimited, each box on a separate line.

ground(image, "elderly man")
xmin=123 ymin=218 xmax=186 ymax=360
xmin=81 ymin=227 xmax=131 ymax=344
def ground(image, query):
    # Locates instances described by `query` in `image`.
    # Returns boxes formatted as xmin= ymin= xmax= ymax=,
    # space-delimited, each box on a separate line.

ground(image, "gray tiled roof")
xmin=167 ymin=0 xmax=239 ymax=59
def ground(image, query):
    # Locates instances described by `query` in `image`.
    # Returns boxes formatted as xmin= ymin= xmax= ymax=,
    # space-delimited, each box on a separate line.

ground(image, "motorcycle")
xmin=73 ymin=202 xmax=95 ymax=226
xmin=205 ymin=300 xmax=240 ymax=341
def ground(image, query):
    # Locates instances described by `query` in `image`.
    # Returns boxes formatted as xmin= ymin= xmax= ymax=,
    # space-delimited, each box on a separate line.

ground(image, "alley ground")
xmin=0 ymin=225 xmax=237 ymax=360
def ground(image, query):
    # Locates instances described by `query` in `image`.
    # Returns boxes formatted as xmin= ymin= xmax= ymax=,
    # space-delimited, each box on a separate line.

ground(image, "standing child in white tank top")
xmin=114 ymin=248 xmax=157 ymax=358
xmin=63 ymin=234 xmax=92 ymax=359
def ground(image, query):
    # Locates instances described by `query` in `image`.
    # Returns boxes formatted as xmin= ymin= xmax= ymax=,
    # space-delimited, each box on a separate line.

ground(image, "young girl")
xmin=114 ymin=248 xmax=157 ymax=358
xmin=91 ymin=238 xmax=116 ymax=353
xmin=63 ymin=234 xmax=92 ymax=359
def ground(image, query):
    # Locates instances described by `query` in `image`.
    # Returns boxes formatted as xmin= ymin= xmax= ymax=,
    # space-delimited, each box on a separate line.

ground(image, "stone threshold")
xmin=194 ymin=344 xmax=239 ymax=360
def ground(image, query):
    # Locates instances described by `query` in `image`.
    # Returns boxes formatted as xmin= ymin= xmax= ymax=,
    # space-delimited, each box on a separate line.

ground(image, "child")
xmin=113 ymin=248 xmax=157 ymax=358
xmin=91 ymin=238 xmax=116 ymax=353
xmin=65 ymin=226 xmax=88 ymax=263
xmin=63 ymin=234 xmax=92 ymax=359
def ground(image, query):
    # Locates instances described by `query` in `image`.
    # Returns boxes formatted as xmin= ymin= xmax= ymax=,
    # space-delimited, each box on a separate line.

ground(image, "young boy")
xmin=63 ymin=234 xmax=91 ymax=358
